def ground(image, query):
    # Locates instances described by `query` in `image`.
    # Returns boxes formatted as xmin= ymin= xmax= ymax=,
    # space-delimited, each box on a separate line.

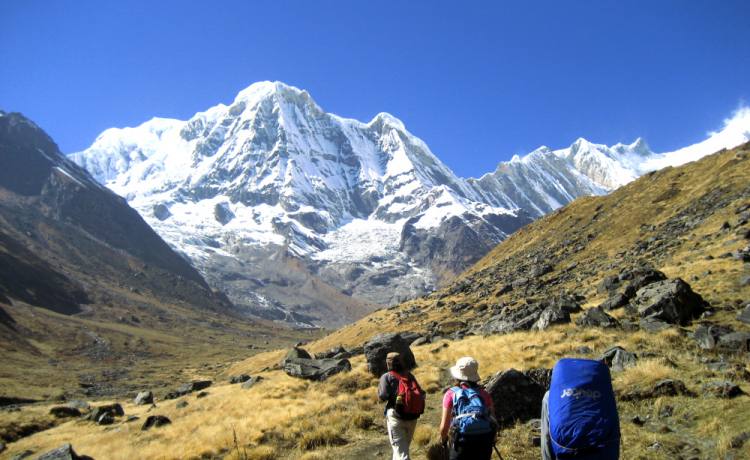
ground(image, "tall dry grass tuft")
xmin=613 ymin=358 xmax=673 ymax=391
xmin=299 ymin=426 xmax=347 ymax=451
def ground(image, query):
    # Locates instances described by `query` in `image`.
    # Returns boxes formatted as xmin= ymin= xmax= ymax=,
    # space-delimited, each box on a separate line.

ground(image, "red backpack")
xmin=390 ymin=371 xmax=425 ymax=418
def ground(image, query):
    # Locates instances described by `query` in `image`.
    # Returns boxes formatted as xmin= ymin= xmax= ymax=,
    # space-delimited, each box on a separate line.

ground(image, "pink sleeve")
xmin=442 ymin=389 xmax=454 ymax=409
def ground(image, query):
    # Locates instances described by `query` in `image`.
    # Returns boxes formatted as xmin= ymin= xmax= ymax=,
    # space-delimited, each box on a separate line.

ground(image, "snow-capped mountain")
xmin=69 ymin=83 xmax=750 ymax=327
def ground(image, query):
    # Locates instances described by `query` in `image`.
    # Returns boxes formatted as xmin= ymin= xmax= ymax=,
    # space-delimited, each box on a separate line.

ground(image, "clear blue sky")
xmin=2 ymin=1 xmax=748 ymax=177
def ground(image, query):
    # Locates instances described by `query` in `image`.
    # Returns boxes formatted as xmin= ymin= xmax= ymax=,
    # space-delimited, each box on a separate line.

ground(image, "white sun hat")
xmin=450 ymin=356 xmax=481 ymax=383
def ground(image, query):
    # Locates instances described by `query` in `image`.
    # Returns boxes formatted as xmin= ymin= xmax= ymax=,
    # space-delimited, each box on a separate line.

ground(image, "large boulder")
xmin=364 ymin=333 xmax=417 ymax=377
xmin=598 ymin=346 xmax=638 ymax=372
xmin=37 ymin=444 xmax=92 ymax=460
xmin=534 ymin=307 xmax=571 ymax=330
xmin=576 ymin=307 xmax=619 ymax=328
xmin=283 ymin=357 xmax=351 ymax=381
xmin=632 ymin=279 xmax=707 ymax=325
xmin=599 ymin=292 xmax=629 ymax=311
xmin=484 ymin=368 xmax=549 ymax=428
xmin=702 ymin=381 xmax=745 ymax=398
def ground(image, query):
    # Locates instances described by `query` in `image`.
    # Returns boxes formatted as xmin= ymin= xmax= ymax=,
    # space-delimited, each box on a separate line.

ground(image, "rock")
xmin=597 ymin=275 xmax=620 ymax=293
xmin=600 ymin=292 xmax=629 ymax=311
xmin=632 ymin=279 xmax=707 ymax=325
xmin=737 ymin=306 xmax=750 ymax=324
xmin=50 ymin=406 xmax=81 ymax=418
xmin=88 ymin=403 xmax=124 ymax=423
xmin=476 ymin=303 xmax=545 ymax=335
xmin=658 ymin=405 xmax=673 ymax=418
xmin=284 ymin=346 xmax=312 ymax=361
xmin=164 ymin=380 xmax=212 ymax=399
xmin=730 ymin=432 xmax=750 ymax=449
xmin=639 ymin=317 xmax=671 ymax=333
xmin=134 ymin=391 xmax=154 ymax=405
xmin=575 ymin=346 xmax=592 ymax=354
xmin=534 ymin=307 xmax=571 ymax=330
xmin=11 ymin=450 xmax=33 ymax=460
xmin=702 ymin=381 xmax=745 ymax=398
xmin=622 ymin=379 xmax=693 ymax=401
xmin=229 ymin=375 xmax=251 ymax=384
xmin=0 ymin=442 xmax=4 ymax=454
xmin=241 ymin=376 xmax=264 ymax=389
xmin=598 ymin=346 xmax=638 ymax=371
xmin=631 ymin=415 xmax=646 ymax=426
xmin=176 ymin=401 xmax=189 ymax=409
xmin=142 ymin=415 xmax=171 ymax=430
xmin=363 ymin=333 xmax=417 ymax=377
xmin=576 ymin=307 xmax=619 ymax=328
xmin=196 ymin=391 xmax=208 ymax=398
xmin=96 ymin=413 xmax=114 ymax=425
xmin=283 ymin=357 xmax=351 ymax=381
xmin=717 ymin=332 xmax=750 ymax=353
xmin=152 ymin=203 xmax=171 ymax=221
xmin=484 ymin=368 xmax=549 ymax=428
xmin=65 ymin=400 xmax=90 ymax=411
xmin=627 ymin=268 xmax=667 ymax=292
xmin=36 ymin=444 xmax=92 ymax=460
xmin=692 ymin=323 xmax=733 ymax=350
xmin=410 ymin=336 xmax=430 ymax=347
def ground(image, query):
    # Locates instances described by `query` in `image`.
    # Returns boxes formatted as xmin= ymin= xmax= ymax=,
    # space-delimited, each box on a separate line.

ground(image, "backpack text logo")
xmin=561 ymin=388 xmax=602 ymax=400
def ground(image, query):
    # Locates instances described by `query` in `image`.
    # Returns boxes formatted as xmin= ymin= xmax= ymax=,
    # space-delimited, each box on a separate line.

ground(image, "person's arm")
xmin=439 ymin=390 xmax=453 ymax=443
xmin=439 ymin=405 xmax=452 ymax=443
xmin=377 ymin=374 xmax=390 ymax=402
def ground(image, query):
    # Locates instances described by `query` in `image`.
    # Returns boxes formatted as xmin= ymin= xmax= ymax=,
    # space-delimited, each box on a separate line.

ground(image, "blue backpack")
xmin=450 ymin=386 xmax=495 ymax=440
xmin=549 ymin=358 xmax=620 ymax=459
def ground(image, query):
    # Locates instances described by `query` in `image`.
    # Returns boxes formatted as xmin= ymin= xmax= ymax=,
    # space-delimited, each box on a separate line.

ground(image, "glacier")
xmin=69 ymin=82 xmax=750 ymax=327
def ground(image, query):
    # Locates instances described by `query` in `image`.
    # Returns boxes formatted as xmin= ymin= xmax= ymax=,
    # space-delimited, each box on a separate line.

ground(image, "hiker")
xmin=378 ymin=352 xmax=426 ymax=460
xmin=541 ymin=358 xmax=620 ymax=459
xmin=439 ymin=357 xmax=497 ymax=460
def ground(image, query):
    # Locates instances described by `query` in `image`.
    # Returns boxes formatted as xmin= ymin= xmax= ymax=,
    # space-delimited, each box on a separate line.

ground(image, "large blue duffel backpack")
xmin=549 ymin=358 xmax=620 ymax=459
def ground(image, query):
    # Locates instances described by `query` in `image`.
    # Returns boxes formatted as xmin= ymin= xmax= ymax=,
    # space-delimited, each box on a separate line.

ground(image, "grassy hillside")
xmin=2 ymin=144 xmax=748 ymax=459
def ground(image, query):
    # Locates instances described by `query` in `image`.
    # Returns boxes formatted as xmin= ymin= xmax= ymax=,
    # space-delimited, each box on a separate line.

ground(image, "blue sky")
xmin=1 ymin=1 xmax=748 ymax=177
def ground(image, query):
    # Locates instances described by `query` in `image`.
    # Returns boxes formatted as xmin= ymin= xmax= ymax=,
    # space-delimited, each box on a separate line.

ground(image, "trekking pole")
xmin=492 ymin=443 xmax=504 ymax=460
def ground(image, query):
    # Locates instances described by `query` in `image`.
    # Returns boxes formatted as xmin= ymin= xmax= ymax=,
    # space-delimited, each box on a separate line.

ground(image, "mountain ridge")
xmin=69 ymin=83 xmax=750 ymax=326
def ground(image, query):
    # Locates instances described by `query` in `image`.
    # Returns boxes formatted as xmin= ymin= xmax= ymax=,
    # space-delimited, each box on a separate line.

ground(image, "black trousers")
xmin=450 ymin=432 xmax=495 ymax=460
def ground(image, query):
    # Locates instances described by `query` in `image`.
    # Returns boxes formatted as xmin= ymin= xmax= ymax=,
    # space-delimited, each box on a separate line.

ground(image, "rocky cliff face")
xmin=0 ymin=111 xmax=230 ymax=316
xmin=69 ymin=84 xmax=750 ymax=327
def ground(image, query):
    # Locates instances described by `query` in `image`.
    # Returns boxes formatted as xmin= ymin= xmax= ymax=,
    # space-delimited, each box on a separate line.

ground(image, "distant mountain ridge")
xmin=69 ymin=82 xmax=750 ymax=326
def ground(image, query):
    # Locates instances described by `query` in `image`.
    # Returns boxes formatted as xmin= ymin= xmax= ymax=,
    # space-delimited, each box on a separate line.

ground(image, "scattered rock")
xmin=241 ymin=376 xmax=264 ymax=389
xmin=65 ymin=400 xmax=90 ymax=411
xmin=363 ymin=333 xmax=417 ymax=377
xmin=576 ymin=307 xmax=619 ymax=328
xmin=477 ymin=303 xmax=545 ymax=335
xmin=196 ymin=391 xmax=208 ymax=398
xmin=600 ymin=292 xmax=629 ymax=311
xmin=11 ymin=450 xmax=34 ymax=460
xmin=702 ymin=381 xmax=745 ymax=398
xmin=692 ymin=323 xmax=733 ymax=350
xmin=142 ymin=415 xmax=171 ymax=430
xmin=134 ymin=391 xmax=154 ymax=405
xmin=164 ymin=380 xmax=212 ymax=400
xmin=598 ymin=346 xmax=638 ymax=371
xmin=627 ymin=268 xmax=668 ymax=293
xmin=639 ymin=317 xmax=671 ymax=333
xmin=717 ymin=332 xmax=750 ymax=353
xmin=631 ymin=415 xmax=646 ymax=426
xmin=622 ymin=379 xmax=694 ymax=401
xmin=658 ymin=405 xmax=673 ymax=418
xmin=36 ymin=443 xmax=92 ymax=460
xmin=574 ymin=346 xmax=592 ymax=354
xmin=632 ymin=279 xmax=707 ymax=325
xmin=737 ymin=306 xmax=750 ymax=324
xmin=534 ymin=307 xmax=570 ymax=330
xmin=229 ymin=374 xmax=251 ymax=384
xmin=410 ymin=336 xmax=430 ymax=347
xmin=50 ymin=406 xmax=81 ymax=418
xmin=285 ymin=346 xmax=312 ymax=361
xmin=88 ymin=403 xmax=124 ymax=424
xmin=125 ymin=415 xmax=139 ymax=423
xmin=0 ymin=442 xmax=4 ymax=454
xmin=484 ymin=368 xmax=549 ymax=428
xmin=176 ymin=401 xmax=188 ymax=409
xmin=283 ymin=357 xmax=352 ymax=381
